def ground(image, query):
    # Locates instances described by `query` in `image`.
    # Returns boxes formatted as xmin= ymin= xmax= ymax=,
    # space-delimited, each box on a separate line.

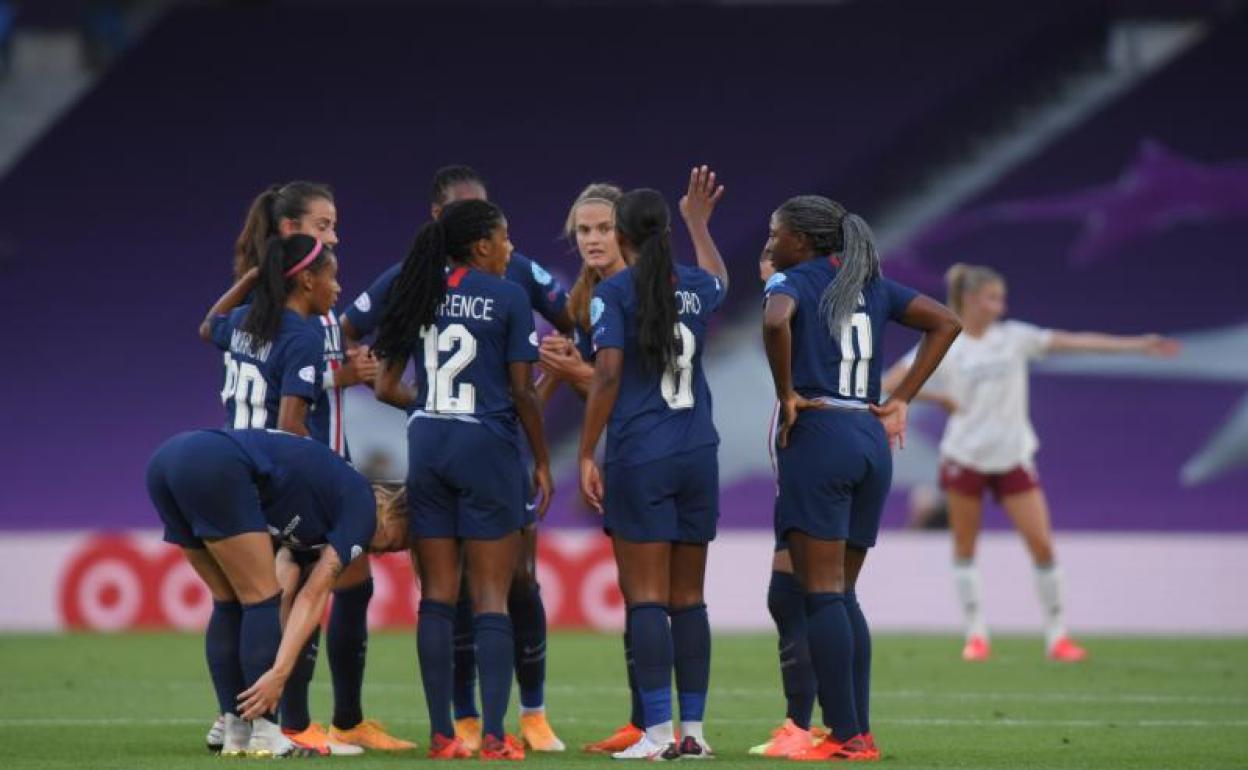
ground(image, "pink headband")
xmin=283 ymin=239 xmax=324 ymax=278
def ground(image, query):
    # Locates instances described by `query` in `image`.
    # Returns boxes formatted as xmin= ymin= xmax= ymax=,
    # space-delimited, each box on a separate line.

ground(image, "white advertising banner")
xmin=0 ymin=530 xmax=1244 ymax=634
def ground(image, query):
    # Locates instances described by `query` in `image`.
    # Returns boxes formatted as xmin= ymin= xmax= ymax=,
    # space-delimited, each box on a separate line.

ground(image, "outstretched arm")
xmin=1047 ymin=331 xmax=1179 ymax=357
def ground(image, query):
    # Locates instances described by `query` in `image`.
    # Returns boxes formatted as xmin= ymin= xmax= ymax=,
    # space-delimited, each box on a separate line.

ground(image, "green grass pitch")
xmin=1 ymin=631 xmax=1245 ymax=768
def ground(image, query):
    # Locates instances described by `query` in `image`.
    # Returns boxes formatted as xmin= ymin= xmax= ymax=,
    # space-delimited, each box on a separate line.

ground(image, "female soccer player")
xmin=373 ymin=198 xmax=554 ymax=761
xmin=343 ymin=166 xmax=569 ymax=753
xmin=578 ymin=167 xmax=728 ymax=760
xmin=529 ymin=182 xmax=655 ymax=754
xmin=536 ymin=182 xmax=626 ymax=400
xmin=749 ymin=245 xmax=825 ymax=758
xmin=215 ymin=184 xmax=409 ymax=754
xmin=762 ymin=195 xmax=961 ymax=761
xmin=882 ymin=263 xmax=1179 ymax=663
xmin=145 ymin=427 xmax=410 ymax=758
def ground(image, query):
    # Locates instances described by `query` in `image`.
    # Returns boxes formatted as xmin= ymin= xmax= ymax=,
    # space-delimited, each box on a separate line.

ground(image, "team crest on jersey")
xmin=764 ymin=273 xmax=787 ymax=292
xmin=531 ymin=261 xmax=553 ymax=286
xmin=353 ymin=293 xmax=371 ymax=313
xmin=590 ymin=297 xmax=605 ymax=326
xmin=298 ymin=366 xmax=316 ymax=383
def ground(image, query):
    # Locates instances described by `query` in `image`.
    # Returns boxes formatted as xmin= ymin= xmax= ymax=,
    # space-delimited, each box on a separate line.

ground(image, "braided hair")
xmin=373 ymin=199 xmax=507 ymax=361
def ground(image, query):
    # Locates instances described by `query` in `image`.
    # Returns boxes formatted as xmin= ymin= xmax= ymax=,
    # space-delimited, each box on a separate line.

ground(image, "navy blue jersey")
xmin=211 ymin=307 xmax=323 ymax=430
xmin=224 ymin=429 xmax=375 ymax=564
xmin=591 ymin=264 xmax=726 ymax=466
xmin=344 ymin=251 xmax=567 ymax=339
xmin=764 ymin=257 xmax=918 ymax=404
xmin=410 ymin=267 xmax=538 ymax=444
xmin=306 ymin=313 xmax=349 ymax=457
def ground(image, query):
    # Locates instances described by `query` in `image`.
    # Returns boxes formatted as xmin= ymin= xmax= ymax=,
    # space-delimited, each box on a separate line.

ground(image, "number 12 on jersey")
xmin=422 ymin=323 xmax=477 ymax=413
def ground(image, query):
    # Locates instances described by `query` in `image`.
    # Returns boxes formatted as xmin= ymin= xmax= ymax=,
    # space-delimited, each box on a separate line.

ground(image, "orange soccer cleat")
xmin=748 ymin=719 xmax=817 ymax=758
xmin=962 ymin=635 xmax=992 ymax=661
xmin=480 ymin=734 xmax=526 ymax=761
xmin=280 ymin=723 xmax=353 ymax=755
xmin=329 ymin=719 xmax=417 ymax=751
xmin=427 ymin=733 xmax=473 ymax=760
xmin=857 ymin=733 xmax=881 ymax=761
xmin=454 ymin=717 xmax=482 ymax=752
xmin=519 ymin=711 xmax=566 ymax=751
xmin=789 ymin=734 xmax=874 ymax=762
xmin=582 ymin=723 xmax=644 ymax=754
xmin=1047 ymin=636 xmax=1088 ymax=662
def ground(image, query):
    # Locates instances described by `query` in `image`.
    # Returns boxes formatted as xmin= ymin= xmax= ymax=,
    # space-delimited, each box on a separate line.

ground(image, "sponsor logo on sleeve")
xmin=353 ymin=293 xmax=371 ymax=313
xmin=299 ymin=366 xmax=316 ymax=383
xmin=350 ymin=545 xmax=364 ymax=561
xmin=764 ymin=273 xmax=786 ymax=292
xmin=531 ymin=261 xmax=553 ymax=286
xmin=590 ymin=297 xmax=605 ymax=326
xmin=529 ymin=331 xmax=539 ymax=347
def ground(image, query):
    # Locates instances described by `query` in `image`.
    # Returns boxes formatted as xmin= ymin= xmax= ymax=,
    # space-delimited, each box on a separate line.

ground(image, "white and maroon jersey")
xmin=904 ymin=320 xmax=1052 ymax=473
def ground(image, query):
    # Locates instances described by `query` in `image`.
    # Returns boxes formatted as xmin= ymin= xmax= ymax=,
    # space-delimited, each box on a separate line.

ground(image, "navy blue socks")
xmin=768 ymin=569 xmax=816 ymax=729
xmin=509 ymin=584 xmax=547 ymax=711
xmin=805 ymin=592 xmax=859 ymax=742
xmin=239 ymin=593 xmax=283 ymax=721
xmin=204 ymin=599 xmax=244 ymax=717
xmin=279 ymin=628 xmax=318 ymax=731
xmin=452 ymin=597 xmax=479 ymax=720
xmin=625 ymin=629 xmax=643 ymax=729
xmin=844 ymin=590 xmax=872 ymax=735
xmin=669 ymin=603 xmax=710 ymax=725
xmin=417 ymin=599 xmax=456 ymax=739
xmin=627 ymin=603 xmax=674 ymax=730
xmin=328 ymin=577 xmax=372 ymax=730
xmin=474 ymin=613 xmax=515 ymax=739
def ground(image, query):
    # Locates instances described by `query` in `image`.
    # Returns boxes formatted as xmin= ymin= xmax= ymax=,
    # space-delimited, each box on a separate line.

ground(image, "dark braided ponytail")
xmin=373 ymin=199 xmax=506 ymax=362
xmin=616 ymin=189 xmax=677 ymax=375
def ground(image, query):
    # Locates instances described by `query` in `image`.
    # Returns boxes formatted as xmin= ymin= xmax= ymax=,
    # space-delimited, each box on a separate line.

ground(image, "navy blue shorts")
xmin=775 ymin=409 xmax=892 ymax=549
xmin=406 ymin=417 xmax=525 ymax=540
xmin=604 ymin=445 xmax=719 ymax=544
xmin=145 ymin=431 xmax=265 ymax=549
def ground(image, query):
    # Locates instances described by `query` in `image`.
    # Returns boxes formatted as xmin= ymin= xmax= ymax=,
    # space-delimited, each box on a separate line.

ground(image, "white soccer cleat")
xmin=611 ymin=734 xmax=681 ymax=761
xmin=207 ymin=714 xmax=225 ymax=753
xmin=220 ymin=713 xmax=252 ymax=757
xmin=245 ymin=717 xmax=308 ymax=758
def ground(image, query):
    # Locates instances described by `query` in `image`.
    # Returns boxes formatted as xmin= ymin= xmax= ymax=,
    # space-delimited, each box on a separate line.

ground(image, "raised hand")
xmin=679 ymin=165 xmax=725 ymax=227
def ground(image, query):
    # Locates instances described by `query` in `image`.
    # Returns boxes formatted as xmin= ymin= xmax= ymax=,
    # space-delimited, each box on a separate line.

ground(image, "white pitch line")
xmin=2 ymin=716 xmax=1246 ymax=730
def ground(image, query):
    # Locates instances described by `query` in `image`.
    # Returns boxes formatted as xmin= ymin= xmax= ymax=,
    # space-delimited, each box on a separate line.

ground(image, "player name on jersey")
xmin=438 ymin=293 xmax=496 ymax=321
xmin=228 ymin=328 xmax=273 ymax=362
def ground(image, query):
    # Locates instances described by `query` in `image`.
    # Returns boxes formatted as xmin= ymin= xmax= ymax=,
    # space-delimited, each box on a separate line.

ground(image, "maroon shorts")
xmin=939 ymin=459 xmax=1039 ymax=501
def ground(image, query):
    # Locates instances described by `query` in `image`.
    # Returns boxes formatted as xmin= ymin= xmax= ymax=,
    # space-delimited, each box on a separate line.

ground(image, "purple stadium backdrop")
xmin=1 ymin=2 xmax=1245 ymax=538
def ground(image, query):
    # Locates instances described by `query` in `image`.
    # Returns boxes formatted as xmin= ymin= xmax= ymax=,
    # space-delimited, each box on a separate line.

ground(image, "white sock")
xmin=680 ymin=721 xmax=704 ymax=743
xmin=645 ymin=720 xmax=675 ymax=746
xmin=1034 ymin=563 xmax=1066 ymax=649
xmin=953 ymin=560 xmax=989 ymax=640
xmin=520 ymin=705 xmax=545 ymax=717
